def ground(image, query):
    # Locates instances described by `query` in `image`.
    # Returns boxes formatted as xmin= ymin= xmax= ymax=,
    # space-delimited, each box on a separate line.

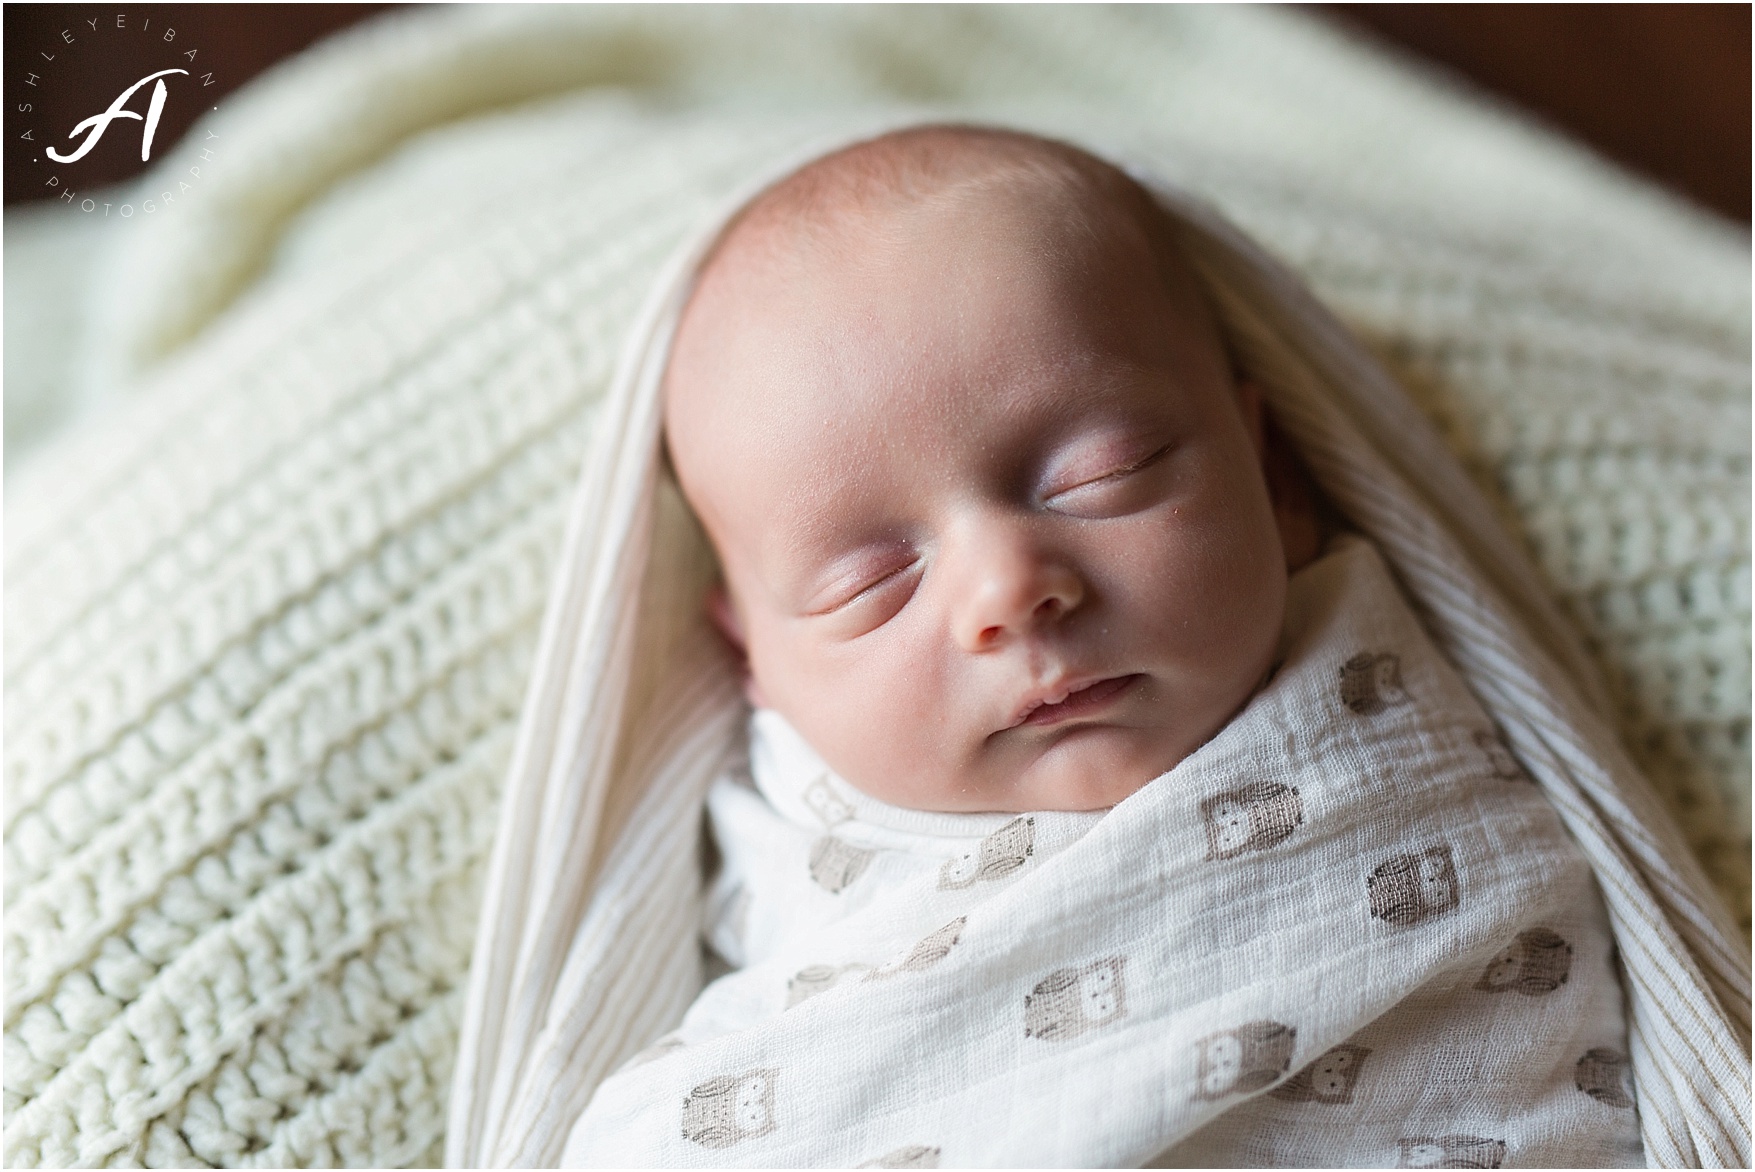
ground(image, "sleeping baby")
xmin=561 ymin=127 xmax=1644 ymax=1167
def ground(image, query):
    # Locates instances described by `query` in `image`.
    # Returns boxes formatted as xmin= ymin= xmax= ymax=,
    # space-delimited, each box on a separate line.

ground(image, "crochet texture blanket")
xmin=5 ymin=6 xmax=1748 ymax=1167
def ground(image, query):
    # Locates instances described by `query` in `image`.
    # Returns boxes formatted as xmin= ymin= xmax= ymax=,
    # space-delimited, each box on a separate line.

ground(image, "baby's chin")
xmin=998 ymin=724 xmax=1184 ymax=812
xmin=848 ymin=724 xmax=1184 ymax=814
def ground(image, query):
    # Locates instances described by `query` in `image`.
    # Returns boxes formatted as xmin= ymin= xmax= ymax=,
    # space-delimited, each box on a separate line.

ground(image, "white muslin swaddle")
xmin=560 ymin=536 xmax=1641 ymax=1167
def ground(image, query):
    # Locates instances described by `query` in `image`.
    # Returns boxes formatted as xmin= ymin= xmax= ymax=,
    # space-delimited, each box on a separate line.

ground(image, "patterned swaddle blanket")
xmin=560 ymin=537 xmax=1642 ymax=1167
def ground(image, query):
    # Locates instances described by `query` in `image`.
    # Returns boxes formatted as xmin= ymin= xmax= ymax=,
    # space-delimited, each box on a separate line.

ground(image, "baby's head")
xmin=665 ymin=126 xmax=1316 ymax=813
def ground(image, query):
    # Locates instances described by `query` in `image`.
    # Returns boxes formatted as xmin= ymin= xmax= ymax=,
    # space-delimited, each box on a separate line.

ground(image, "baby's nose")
xmin=953 ymin=546 xmax=1085 ymax=652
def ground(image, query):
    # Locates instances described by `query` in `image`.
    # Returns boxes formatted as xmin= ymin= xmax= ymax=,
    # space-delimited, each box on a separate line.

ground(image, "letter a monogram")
xmin=47 ymin=69 xmax=188 ymax=164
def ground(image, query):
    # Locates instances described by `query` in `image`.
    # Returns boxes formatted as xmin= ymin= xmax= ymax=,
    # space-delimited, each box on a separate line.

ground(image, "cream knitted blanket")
xmin=5 ymin=6 xmax=1748 ymax=1167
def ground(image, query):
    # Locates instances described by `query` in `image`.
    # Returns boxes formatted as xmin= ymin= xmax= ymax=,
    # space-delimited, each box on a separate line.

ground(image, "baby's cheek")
xmin=765 ymin=633 xmax=964 ymax=808
xmin=1113 ymin=500 xmax=1278 ymax=647
xmin=1139 ymin=517 xmax=1283 ymax=706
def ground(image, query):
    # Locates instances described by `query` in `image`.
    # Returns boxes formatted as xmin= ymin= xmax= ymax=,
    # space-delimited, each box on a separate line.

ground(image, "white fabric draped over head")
xmin=446 ymin=129 xmax=1751 ymax=1169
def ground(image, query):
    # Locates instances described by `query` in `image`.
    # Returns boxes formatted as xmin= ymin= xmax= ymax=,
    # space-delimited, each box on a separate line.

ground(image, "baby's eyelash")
xmin=1105 ymin=443 xmax=1173 ymax=480
xmin=1062 ymin=442 xmax=1174 ymax=492
xmin=812 ymin=558 xmax=920 ymax=615
xmin=845 ymin=563 xmax=911 ymax=605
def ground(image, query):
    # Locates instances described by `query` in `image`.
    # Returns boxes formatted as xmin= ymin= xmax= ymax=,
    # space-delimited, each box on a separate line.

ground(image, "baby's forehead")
xmin=663 ymin=129 xmax=1228 ymax=539
xmin=670 ymin=131 xmax=1201 ymax=402
xmin=705 ymin=131 xmax=1156 ymax=290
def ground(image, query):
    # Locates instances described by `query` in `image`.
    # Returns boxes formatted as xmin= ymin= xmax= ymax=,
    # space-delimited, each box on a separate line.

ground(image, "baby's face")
xmin=667 ymin=183 xmax=1286 ymax=812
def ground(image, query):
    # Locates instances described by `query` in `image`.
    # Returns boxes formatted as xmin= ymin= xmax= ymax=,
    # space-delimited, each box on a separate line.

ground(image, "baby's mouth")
xmin=1011 ymin=674 xmax=1141 ymax=729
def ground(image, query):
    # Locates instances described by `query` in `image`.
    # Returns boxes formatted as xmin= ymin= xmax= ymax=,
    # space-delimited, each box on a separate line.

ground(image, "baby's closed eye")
xmin=1041 ymin=439 xmax=1176 ymax=519
xmin=804 ymin=551 xmax=925 ymax=631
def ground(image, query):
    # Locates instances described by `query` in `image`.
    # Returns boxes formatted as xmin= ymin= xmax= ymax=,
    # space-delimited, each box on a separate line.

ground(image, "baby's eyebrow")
xmin=769 ymin=465 xmax=912 ymax=547
xmin=767 ymin=508 xmax=853 ymax=565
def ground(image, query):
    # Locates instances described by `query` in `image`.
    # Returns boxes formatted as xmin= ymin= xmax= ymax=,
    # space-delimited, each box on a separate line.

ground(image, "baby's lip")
xmin=1006 ymin=674 xmax=1141 ymax=730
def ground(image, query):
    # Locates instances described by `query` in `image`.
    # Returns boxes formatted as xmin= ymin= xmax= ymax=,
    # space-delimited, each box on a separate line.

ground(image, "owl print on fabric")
xmin=1575 ymin=1048 xmax=1635 ymax=1108
xmin=884 ymin=919 xmax=968 ymax=975
xmin=1476 ymin=928 xmax=1571 ymax=995
xmin=938 ymin=816 xmax=1034 ymax=890
xmin=1193 ymin=1020 xmax=1297 ymax=1099
xmin=1396 ymin=1136 xmax=1507 ymax=1168
xmin=1023 ymin=957 xmax=1127 ymax=1041
xmin=680 ymin=1069 xmax=778 ymax=1149
xmin=1271 ymin=1043 xmax=1370 ymax=1103
xmin=803 ymin=776 xmax=856 ymax=826
xmin=1471 ymin=729 xmax=1527 ymax=780
xmin=809 ymin=835 xmax=875 ymax=893
xmin=1202 ymin=783 xmax=1304 ymax=859
xmin=866 ymin=918 xmax=967 ymax=981
xmin=786 ymin=963 xmax=871 ymax=1008
xmin=1369 ymin=845 xmax=1458 ymax=927
xmin=1340 ymin=651 xmax=1409 ymax=715
xmin=858 ymin=1144 xmax=942 ymax=1168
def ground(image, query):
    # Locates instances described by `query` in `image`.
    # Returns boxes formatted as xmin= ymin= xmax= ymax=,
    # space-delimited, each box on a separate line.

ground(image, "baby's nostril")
xmin=979 ymin=625 xmax=1002 ymax=645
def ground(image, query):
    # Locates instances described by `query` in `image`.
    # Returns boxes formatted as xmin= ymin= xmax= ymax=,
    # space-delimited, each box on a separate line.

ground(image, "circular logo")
xmin=11 ymin=10 xmax=223 ymax=219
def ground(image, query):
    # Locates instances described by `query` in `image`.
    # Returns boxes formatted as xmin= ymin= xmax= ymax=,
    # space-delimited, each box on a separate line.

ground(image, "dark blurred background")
xmin=5 ymin=3 xmax=1751 ymax=222
xmin=1333 ymin=3 xmax=1750 ymax=222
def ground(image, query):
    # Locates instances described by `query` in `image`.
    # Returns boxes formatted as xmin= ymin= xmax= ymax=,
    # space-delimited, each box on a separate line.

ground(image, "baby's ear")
xmin=1234 ymin=378 xmax=1266 ymax=459
xmin=706 ymin=582 xmax=769 ymax=707
xmin=1244 ymin=383 xmax=1328 ymax=573
xmin=706 ymin=581 xmax=746 ymax=652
